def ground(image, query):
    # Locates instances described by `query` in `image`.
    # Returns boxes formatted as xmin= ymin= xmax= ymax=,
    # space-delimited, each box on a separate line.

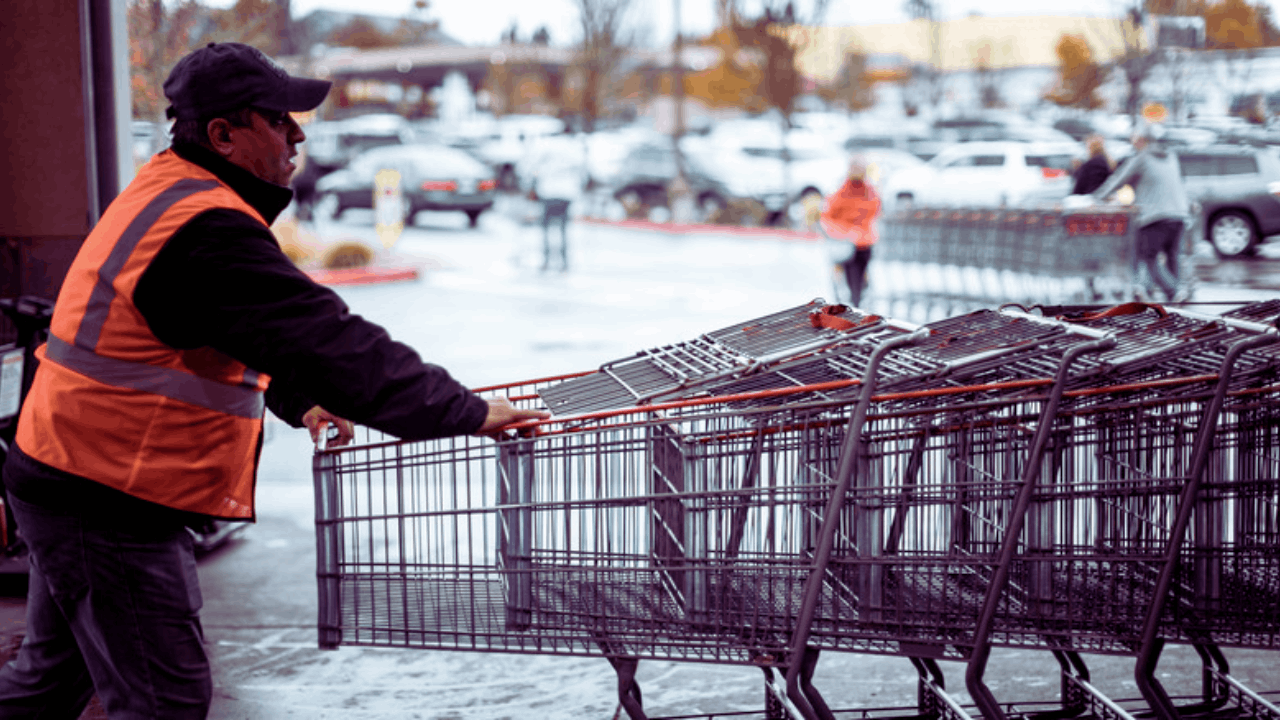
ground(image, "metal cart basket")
xmin=313 ymin=300 xmax=1280 ymax=720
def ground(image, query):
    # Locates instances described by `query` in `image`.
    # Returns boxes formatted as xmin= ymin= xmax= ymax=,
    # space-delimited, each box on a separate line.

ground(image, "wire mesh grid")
xmin=536 ymin=300 xmax=882 ymax=416
xmin=313 ymin=301 xmax=1280 ymax=675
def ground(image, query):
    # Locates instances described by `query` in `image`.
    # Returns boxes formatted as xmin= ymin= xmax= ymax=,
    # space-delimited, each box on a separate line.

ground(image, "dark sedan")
xmin=314 ymin=143 xmax=497 ymax=228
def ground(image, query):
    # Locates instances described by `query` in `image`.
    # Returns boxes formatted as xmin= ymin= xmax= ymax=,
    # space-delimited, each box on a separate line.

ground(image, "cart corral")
xmin=313 ymin=299 xmax=1280 ymax=720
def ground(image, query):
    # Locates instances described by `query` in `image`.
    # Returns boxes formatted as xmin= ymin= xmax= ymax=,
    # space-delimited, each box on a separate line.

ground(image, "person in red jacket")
xmin=820 ymin=156 xmax=882 ymax=306
xmin=0 ymin=43 xmax=546 ymax=718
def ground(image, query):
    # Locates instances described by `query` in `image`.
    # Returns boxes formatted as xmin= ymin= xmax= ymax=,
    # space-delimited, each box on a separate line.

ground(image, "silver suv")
xmin=1177 ymin=145 xmax=1280 ymax=258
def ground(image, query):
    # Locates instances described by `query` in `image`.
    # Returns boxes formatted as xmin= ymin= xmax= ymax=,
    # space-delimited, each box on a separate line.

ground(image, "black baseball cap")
xmin=163 ymin=42 xmax=331 ymax=121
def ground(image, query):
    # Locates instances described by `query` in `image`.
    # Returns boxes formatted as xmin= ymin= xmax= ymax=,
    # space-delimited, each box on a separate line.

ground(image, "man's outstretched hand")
xmin=476 ymin=397 xmax=550 ymax=436
xmin=302 ymin=405 xmax=356 ymax=449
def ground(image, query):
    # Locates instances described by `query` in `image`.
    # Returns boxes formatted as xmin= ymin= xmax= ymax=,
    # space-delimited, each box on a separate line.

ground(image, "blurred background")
xmin=123 ymin=0 xmax=1280 ymax=254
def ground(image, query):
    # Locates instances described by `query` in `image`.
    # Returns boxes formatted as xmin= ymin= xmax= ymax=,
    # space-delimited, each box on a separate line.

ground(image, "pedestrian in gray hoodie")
xmin=1091 ymin=124 xmax=1191 ymax=301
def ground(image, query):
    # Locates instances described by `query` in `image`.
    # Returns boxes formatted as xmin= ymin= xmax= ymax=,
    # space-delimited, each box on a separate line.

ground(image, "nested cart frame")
xmin=314 ymin=300 xmax=1280 ymax=720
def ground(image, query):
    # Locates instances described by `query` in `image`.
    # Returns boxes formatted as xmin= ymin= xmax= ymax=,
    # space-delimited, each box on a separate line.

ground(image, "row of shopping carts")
xmin=313 ymin=298 xmax=1280 ymax=719
xmin=870 ymin=206 xmax=1198 ymax=322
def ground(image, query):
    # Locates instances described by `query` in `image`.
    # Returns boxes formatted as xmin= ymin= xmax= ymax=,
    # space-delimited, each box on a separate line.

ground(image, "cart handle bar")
xmin=496 ymin=370 xmax=1255 ymax=436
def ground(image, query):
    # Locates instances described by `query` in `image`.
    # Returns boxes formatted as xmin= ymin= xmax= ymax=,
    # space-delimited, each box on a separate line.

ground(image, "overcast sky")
xmin=272 ymin=0 xmax=1268 ymax=47
xmin=189 ymin=0 xmax=1280 ymax=48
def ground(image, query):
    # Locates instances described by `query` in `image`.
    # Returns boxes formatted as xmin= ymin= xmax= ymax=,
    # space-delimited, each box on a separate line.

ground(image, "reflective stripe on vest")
xmin=50 ymin=176 xmax=266 ymax=415
xmin=44 ymin=335 xmax=265 ymax=418
xmin=76 ymin=178 xmax=218 ymax=350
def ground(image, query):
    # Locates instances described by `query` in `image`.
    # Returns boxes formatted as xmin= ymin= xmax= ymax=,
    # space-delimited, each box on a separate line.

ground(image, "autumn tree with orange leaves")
xmin=128 ymin=0 xmax=205 ymax=121
xmin=683 ymin=27 xmax=769 ymax=112
xmin=1045 ymin=34 xmax=1106 ymax=109
xmin=129 ymin=0 xmax=299 ymax=121
xmin=1144 ymin=0 xmax=1280 ymax=48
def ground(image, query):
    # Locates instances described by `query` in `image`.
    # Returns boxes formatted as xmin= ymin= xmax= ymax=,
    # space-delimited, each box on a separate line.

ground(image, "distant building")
xmin=293 ymin=9 xmax=460 ymax=56
xmin=791 ymin=15 xmax=1144 ymax=115
xmin=794 ymin=15 xmax=1141 ymax=80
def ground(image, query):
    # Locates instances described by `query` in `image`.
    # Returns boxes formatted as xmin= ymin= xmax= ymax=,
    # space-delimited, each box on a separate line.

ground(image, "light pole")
xmin=669 ymin=0 xmax=691 ymax=221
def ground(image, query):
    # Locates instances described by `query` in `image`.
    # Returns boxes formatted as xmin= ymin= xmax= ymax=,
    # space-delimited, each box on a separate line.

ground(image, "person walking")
xmin=1071 ymin=133 xmax=1113 ymax=196
xmin=528 ymin=157 xmax=583 ymax=272
xmin=0 ymin=42 xmax=546 ymax=719
xmin=1090 ymin=124 xmax=1191 ymax=302
xmin=820 ymin=156 xmax=882 ymax=306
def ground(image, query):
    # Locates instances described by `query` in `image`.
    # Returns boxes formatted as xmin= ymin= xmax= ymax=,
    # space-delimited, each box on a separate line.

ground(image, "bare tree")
xmin=571 ymin=0 xmax=634 ymax=134
xmin=904 ymin=0 xmax=944 ymax=116
xmin=1162 ymin=46 xmax=1202 ymax=122
xmin=821 ymin=50 xmax=876 ymax=114
xmin=1112 ymin=6 xmax=1162 ymax=123
xmin=970 ymin=39 xmax=1009 ymax=109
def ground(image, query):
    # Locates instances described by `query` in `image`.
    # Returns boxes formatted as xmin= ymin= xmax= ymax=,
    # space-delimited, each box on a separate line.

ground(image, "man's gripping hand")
xmin=476 ymin=397 xmax=550 ymax=436
xmin=302 ymin=405 xmax=356 ymax=449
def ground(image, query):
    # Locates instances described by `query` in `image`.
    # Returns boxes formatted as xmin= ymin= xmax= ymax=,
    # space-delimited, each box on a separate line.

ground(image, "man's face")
xmin=221 ymin=110 xmax=306 ymax=186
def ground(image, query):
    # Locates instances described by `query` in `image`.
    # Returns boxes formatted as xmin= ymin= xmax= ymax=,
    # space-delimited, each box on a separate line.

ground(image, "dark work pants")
xmin=0 ymin=446 xmax=211 ymax=719
xmin=541 ymin=199 xmax=571 ymax=271
xmin=1136 ymin=219 xmax=1184 ymax=301
xmin=842 ymin=247 xmax=873 ymax=307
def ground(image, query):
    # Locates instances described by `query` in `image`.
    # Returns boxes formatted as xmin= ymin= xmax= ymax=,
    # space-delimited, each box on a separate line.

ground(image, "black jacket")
xmin=132 ymin=143 xmax=489 ymax=440
xmin=1071 ymin=155 xmax=1112 ymax=196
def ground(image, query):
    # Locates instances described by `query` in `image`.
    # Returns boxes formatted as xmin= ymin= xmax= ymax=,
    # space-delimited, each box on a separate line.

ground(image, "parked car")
xmin=314 ymin=143 xmax=497 ymax=227
xmin=1176 ymin=144 xmax=1280 ymax=257
xmin=688 ymin=124 xmax=850 ymax=224
xmin=882 ymin=141 xmax=1084 ymax=210
xmin=856 ymin=148 xmax=927 ymax=187
xmin=608 ymin=142 xmax=736 ymax=222
xmin=305 ymin=114 xmax=416 ymax=173
xmin=845 ymin=132 xmax=942 ymax=161
xmin=931 ymin=114 xmax=1076 ymax=144
xmin=469 ymin=114 xmax=567 ymax=189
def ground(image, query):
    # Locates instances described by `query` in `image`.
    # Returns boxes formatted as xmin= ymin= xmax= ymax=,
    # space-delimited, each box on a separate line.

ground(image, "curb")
xmin=577 ymin=217 xmax=822 ymax=242
xmin=306 ymin=265 xmax=421 ymax=286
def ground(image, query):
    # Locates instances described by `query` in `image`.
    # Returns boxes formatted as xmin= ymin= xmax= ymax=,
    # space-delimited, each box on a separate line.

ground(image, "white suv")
xmin=882 ymin=141 xmax=1084 ymax=210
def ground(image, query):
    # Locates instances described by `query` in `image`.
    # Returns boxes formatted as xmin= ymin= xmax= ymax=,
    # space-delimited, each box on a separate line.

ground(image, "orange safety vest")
xmin=820 ymin=180 xmax=881 ymax=250
xmin=16 ymin=150 xmax=271 ymax=519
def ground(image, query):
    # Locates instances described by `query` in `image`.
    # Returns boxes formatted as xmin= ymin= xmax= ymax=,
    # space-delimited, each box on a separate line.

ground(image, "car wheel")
xmin=697 ymin=193 xmax=727 ymax=223
xmin=465 ymin=209 xmax=482 ymax=228
xmin=314 ymin=192 xmax=341 ymax=222
xmin=1209 ymin=210 xmax=1258 ymax=258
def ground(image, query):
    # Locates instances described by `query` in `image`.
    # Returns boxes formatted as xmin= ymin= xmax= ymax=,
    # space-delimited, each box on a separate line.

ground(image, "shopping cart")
xmin=312 ymin=300 xmax=1280 ymax=720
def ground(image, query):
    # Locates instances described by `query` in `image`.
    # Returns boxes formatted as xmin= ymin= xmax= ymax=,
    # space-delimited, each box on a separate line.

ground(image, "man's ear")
xmin=207 ymin=118 xmax=237 ymax=157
